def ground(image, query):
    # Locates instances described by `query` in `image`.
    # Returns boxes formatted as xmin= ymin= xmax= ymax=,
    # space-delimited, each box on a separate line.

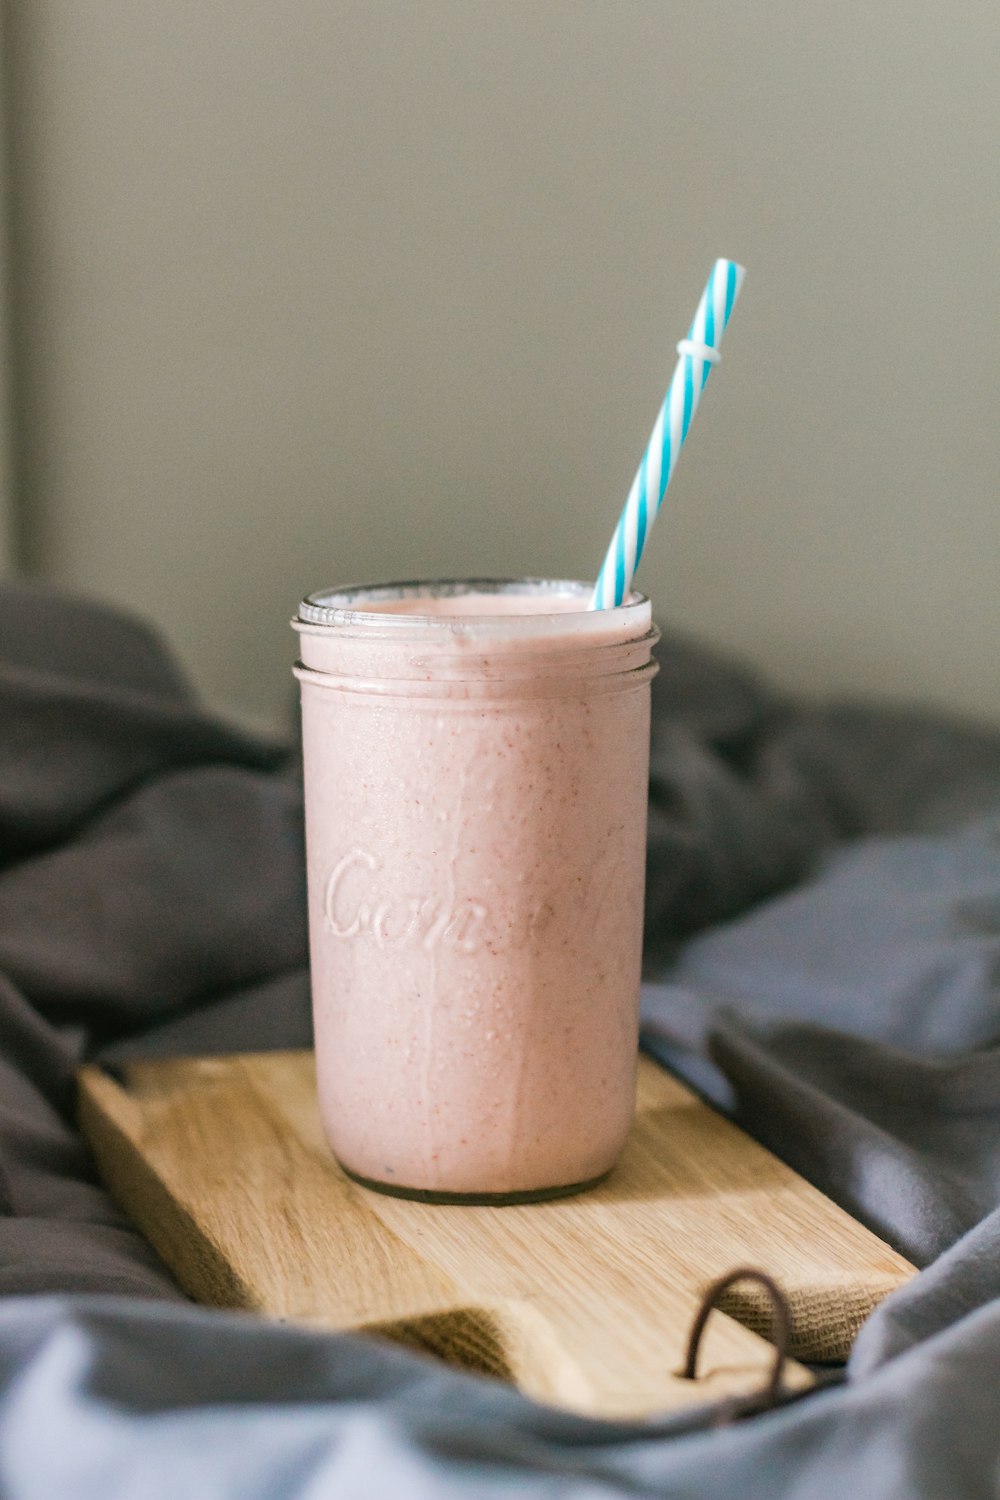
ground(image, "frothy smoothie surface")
xmin=353 ymin=591 xmax=591 ymax=618
xmin=297 ymin=584 xmax=653 ymax=673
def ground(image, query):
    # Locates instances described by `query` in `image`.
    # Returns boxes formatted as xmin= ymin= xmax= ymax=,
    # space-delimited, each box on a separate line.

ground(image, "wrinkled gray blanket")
xmin=1 ymin=578 xmax=999 ymax=1498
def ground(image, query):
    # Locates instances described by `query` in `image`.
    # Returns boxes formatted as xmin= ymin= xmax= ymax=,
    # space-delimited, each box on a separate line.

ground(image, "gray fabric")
xmin=1 ymin=580 xmax=1000 ymax=1497
xmin=640 ymin=815 xmax=1000 ymax=1264
xmin=1 ymin=1279 xmax=1000 ymax=1500
xmin=642 ymin=634 xmax=1000 ymax=968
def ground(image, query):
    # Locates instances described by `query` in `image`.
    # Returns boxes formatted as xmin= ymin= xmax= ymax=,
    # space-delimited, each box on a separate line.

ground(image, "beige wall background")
xmin=3 ymin=0 xmax=998 ymax=730
xmin=0 ymin=4 xmax=13 ymax=573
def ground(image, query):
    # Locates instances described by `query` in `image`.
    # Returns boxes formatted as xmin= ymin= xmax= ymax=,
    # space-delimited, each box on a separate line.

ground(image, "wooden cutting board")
xmin=78 ymin=1051 xmax=915 ymax=1420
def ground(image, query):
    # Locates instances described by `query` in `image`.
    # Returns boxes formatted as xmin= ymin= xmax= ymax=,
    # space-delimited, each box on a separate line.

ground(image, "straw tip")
xmin=712 ymin=259 xmax=747 ymax=312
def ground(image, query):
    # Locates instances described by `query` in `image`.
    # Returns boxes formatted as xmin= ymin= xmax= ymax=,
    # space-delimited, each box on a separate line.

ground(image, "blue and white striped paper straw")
xmin=590 ymin=258 xmax=746 ymax=610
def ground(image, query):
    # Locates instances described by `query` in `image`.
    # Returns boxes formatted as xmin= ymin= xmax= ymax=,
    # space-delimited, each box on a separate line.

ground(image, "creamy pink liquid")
xmin=294 ymin=584 xmax=656 ymax=1196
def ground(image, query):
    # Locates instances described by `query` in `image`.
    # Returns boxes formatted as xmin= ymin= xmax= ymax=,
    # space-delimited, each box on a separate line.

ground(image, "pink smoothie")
xmin=293 ymin=580 xmax=658 ymax=1199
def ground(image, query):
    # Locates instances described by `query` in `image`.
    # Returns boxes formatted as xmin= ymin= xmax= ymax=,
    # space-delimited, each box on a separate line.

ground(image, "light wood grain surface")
xmin=78 ymin=1051 xmax=915 ymax=1419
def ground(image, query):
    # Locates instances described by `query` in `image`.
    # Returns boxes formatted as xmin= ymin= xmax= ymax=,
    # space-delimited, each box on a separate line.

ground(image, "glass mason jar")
xmin=292 ymin=578 xmax=658 ymax=1203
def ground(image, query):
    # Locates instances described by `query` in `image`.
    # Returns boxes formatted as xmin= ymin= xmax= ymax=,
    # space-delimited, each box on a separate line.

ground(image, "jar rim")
xmin=294 ymin=577 xmax=650 ymax=641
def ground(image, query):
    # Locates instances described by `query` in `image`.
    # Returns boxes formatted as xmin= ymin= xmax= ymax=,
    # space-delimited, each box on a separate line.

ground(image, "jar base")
xmin=341 ymin=1163 xmax=611 ymax=1205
